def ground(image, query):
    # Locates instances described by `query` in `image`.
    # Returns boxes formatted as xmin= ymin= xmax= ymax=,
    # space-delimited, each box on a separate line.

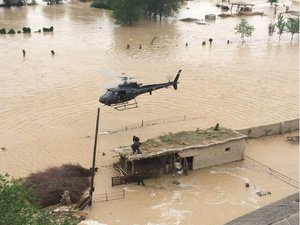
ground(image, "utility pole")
xmin=89 ymin=107 xmax=100 ymax=206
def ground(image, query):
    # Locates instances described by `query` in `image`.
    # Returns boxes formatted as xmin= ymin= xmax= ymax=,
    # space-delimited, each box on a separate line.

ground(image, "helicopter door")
xmin=118 ymin=90 xmax=126 ymax=101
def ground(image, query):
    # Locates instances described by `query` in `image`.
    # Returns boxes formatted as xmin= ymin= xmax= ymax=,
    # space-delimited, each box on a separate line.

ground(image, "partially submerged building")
xmin=113 ymin=127 xmax=247 ymax=183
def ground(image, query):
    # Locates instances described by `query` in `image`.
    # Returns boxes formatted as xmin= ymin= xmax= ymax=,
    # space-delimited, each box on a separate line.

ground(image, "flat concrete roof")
xmin=230 ymin=2 xmax=255 ymax=6
xmin=225 ymin=192 xmax=299 ymax=225
xmin=113 ymin=127 xmax=246 ymax=161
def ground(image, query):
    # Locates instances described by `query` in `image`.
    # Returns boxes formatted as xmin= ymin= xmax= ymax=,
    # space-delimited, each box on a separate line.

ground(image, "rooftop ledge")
xmin=113 ymin=127 xmax=247 ymax=161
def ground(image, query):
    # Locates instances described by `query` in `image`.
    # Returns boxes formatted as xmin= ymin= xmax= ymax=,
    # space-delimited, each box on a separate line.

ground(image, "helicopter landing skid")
xmin=111 ymin=100 xmax=138 ymax=111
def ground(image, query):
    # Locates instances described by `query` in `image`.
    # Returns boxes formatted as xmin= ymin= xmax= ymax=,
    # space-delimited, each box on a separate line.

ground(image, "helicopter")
xmin=99 ymin=70 xmax=182 ymax=110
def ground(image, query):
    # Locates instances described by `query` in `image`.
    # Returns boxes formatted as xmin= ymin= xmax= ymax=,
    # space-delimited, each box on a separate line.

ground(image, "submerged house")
xmin=113 ymin=127 xmax=246 ymax=184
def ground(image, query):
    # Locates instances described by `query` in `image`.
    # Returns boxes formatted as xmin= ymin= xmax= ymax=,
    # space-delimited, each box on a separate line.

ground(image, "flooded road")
xmin=0 ymin=0 xmax=299 ymax=224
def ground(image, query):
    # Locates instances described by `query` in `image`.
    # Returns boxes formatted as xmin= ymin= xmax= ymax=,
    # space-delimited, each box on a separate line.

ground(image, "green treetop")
xmin=285 ymin=17 xmax=299 ymax=41
xmin=234 ymin=18 xmax=255 ymax=43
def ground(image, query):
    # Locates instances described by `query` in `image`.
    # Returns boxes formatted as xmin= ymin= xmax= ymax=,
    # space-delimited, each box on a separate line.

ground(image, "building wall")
xmin=237 ymin=118 xmax=299 ymax=138
xmin=180 ymin=139 xmax=246 ymax=170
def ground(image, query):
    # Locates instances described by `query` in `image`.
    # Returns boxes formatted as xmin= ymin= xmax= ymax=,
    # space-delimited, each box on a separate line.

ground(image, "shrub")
xmin=0 ymin=28 xmax=6 ymax=34
xmin=265 ymin=128 xmax=272 ymax=136
xmin=22 ymin=27 xmax=31 ymax=33
xmin=7 ymin=29 xmax=16 ymax=34
xmin=43 ymin=26 xmax=54 ymax=32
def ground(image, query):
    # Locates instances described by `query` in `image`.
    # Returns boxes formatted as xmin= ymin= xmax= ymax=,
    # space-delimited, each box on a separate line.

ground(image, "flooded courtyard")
xmin=0 ymin=0 xmax=299 ymax=224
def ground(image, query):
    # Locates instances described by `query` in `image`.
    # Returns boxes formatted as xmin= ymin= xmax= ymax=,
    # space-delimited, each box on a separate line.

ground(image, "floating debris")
xmin=51 ymin=205 xmax=88 ymax=222
xmin=78 ymin=220 xmax=108 ymax=225
xmin=256 ymin=191 xmax=271 ymax=197
xmin=173 ymin=180 xmax=181 ymax=185
xmin=286 ymin=136 xmax=299 ymax=144
xmin=98 ymin=131 xmax=116 ymax=135
xmin=195 ymin=20 xmax=208 ymax=25
xmin=180 ymin=17 xmax=199 ymax=22
xmin=218 ymin=12 xmax=265 ymax=18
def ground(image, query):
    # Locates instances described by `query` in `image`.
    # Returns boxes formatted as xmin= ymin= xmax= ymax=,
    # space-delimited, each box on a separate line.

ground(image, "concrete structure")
xmin=178 ymin=137 xmax=246 ymax=170
xmin=225 ymin=192 xmax=299 ymax=225
xmin=237 ymin=118 xmax=299 ymax=138
xmin=205 ymin=14 xmax=216 ymax=20
xmin=113 ymin=127 xmax=246 ymax=177
xmin=230 ymin=2 xmax=254 ymax=13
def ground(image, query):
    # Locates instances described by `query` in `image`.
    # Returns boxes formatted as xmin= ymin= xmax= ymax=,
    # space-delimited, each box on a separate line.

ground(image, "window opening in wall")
xmin=225 ymin=147 xmax=231 ymax=152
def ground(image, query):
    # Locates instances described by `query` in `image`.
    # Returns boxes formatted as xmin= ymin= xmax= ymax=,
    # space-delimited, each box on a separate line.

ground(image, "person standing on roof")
xmin=131 ymin=135 xmax=142 ymax=154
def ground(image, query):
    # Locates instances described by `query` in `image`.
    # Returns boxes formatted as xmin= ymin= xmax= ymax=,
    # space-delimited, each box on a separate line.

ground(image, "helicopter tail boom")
xmin=173 ymin=70 xmax=181 ymax=90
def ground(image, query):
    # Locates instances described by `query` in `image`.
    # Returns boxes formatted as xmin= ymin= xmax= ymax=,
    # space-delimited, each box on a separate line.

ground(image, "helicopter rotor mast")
xmin=120 ymin=76 xmax=135 ymax=83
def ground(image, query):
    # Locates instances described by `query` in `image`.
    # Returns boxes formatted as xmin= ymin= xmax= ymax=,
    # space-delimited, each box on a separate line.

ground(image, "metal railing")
xmin=99 ymin=115 xmax=205 ymax=135
xmin=93 ymin=190 xmax=125 ymax=202
xmin=244 ymin=155 xmax=299 ymax=189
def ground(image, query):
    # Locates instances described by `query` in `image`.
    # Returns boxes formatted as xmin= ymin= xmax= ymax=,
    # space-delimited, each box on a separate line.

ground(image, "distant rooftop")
xmin=230 ymin=2 xmax=255 ymax=6
xmin=113 ymin=127 xmax=246 ymax=161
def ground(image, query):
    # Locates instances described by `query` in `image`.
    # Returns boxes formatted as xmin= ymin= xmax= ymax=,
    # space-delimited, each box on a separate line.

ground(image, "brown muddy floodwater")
xmin=0 ymin=0 xmax=299 ymax=224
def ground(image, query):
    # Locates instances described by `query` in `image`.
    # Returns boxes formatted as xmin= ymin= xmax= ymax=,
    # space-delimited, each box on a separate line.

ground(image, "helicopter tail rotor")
xmin=173 ymin=70 xmax=182 ymax=90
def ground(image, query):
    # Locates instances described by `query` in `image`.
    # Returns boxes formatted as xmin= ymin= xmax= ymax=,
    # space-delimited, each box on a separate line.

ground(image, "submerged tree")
xmin=92 ymin=0 xmax=181 ymax=25
xmin=275 ymin=13 xmax=285 ymax=41
xmin=145 ymin=0 xmax=180 ymax=21
xmin=43 ymin=0 xmax=62 ymax=5
xmin=3 ymin=0 xmax=27 ymax=7
xmin=112 ymin=0 xmax=145 ymax=25
xmin=157 ymin=0 xmax=180 ymax=21
xmin=144 ymin=0 xmax=159 ymax=18
xmin=268 ymin=22 xmax=276 ymax=41
xmin=234 ymin=18 xmax=255 ymax=43
xmin=91 ymin=0 xmax=114 ymax=9
xmin=267 ymin=0 xmax=278 ymax=5
xmin=285 ymin=17 xmax=299 ymax=41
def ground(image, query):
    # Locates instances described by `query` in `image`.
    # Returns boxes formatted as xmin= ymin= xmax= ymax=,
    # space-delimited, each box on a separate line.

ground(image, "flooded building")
xmin=113 ymin=127 xmax=247 ymax=183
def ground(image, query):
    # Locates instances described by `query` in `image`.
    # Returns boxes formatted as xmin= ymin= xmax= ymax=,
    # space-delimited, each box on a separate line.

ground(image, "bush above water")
xmin=0 ymin=28 xmax=6 ymax=34
xmin=91 ymin=0 xmax=113 ymax=9
xmin=43 ymin=26 xmax=54 ymax=32
xmin=8 ymin=29 xmax=16 ymax=34
xmin=22 ymin=27 xmax=31 ymax=33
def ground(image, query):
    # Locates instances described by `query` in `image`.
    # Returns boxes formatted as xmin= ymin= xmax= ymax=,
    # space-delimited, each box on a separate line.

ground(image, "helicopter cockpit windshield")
xmin=99 ymin=90 xmax=114 ymax=105
xmin=103 ymin=90 xmax=113 ymax=98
